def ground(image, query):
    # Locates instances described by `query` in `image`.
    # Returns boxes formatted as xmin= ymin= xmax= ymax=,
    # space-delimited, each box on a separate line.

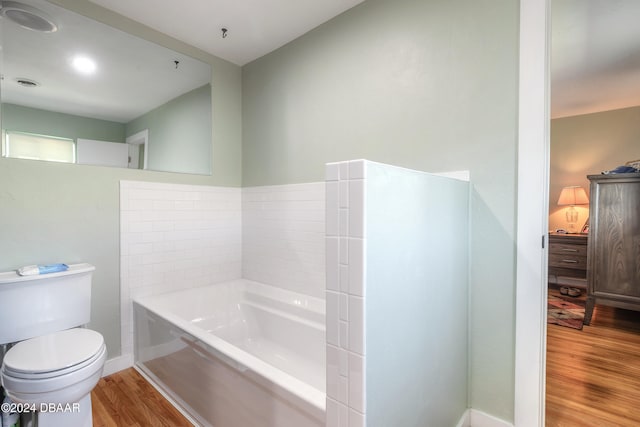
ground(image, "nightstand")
xmin=548 ymin=232 xmax=588 ymax=283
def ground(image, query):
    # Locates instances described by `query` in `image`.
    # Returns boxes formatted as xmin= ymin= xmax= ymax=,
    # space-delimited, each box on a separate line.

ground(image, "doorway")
xmin=126 ymin=129 xmax=149 ymax=170
xmin=515 ymin=1 xmax=640 ymax=425
xmin=545 ymin=0 xmax=640 ymax=424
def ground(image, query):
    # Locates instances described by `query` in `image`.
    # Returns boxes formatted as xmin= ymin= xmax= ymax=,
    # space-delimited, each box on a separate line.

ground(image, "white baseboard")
xmin=456 ymin=409 xmax=513 ymax=427
xmin=456 ymin=410 xmax=471 ymax=427
xmin=469 ymin=409 xmax=513 ymax=427
xmin=102 ymin=353 xmax=134 ymax=377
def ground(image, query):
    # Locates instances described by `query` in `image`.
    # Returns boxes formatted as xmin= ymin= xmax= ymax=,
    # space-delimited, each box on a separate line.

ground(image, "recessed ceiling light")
xmin=0 ymin=1 xmax=57 ymax=32
xmin=72 ymin=56 xmax=97 ymax=75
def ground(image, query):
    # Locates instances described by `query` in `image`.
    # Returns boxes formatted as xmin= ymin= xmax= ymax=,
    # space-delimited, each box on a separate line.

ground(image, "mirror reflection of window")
xmin=4 ymin=131 xmax=75 ymax=163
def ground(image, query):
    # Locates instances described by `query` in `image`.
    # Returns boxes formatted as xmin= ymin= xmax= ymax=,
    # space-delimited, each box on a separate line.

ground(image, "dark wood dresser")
xmin=584 ymin=173 xmax=640 ymax=325
xmin=548 ymin=233 xmax=588 ymax=281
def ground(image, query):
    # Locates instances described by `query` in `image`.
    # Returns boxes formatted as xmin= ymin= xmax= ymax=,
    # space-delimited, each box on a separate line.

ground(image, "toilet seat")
xmin=3 ymin=343 xmax=106 ymax=380
xmin=2 ymin=328 xmax=104 ymax=377
xmin=1 ymin=328 xmax=107 ymax=406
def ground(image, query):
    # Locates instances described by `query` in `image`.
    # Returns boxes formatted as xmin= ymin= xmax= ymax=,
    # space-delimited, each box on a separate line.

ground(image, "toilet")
xmin=0 ymin=263 xmax=106 ymax=427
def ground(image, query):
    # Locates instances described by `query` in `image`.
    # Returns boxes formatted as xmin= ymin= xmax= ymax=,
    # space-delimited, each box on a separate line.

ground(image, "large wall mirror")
xmin=0 ymin=0 xmax=213 ymax=175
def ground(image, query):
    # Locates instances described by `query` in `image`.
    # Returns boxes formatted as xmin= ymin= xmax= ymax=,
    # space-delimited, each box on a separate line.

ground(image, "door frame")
xmin=515 ymin=0 xmax=550 ymax=426
xmin=126 ymin=129 xmax=149 ymax=170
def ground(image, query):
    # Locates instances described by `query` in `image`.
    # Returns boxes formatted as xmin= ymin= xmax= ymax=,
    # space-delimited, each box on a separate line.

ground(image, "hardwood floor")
xmin=546 ymin=286 xmax=640 ymax=426
xmin=92 ymin=368 xmax=192 ymax=427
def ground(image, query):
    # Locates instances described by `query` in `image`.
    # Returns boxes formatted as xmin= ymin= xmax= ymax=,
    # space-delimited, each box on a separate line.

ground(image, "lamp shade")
xmin=557 ymin=186 xmax=589 ymax=206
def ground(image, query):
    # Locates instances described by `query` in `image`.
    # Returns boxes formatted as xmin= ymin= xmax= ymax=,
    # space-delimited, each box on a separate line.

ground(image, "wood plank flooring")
xmin=546 ymin=286 xmax=640 ymax=426
xmin=91 ymin=368 xmax=192 ymax=427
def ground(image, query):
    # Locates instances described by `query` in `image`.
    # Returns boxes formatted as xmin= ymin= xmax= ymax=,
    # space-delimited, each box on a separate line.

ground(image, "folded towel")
xmin=17 ymin=265 xmax=39 ymax=276
xmin=17 ymin=264 xmax=69 ymax=276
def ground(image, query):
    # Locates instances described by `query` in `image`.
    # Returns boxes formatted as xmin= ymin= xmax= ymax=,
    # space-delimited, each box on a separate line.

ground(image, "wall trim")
xmin=456 ymin=409 xmax=513 ymax=427
xmin=515 ymin=0 xmax=550 ymax=426
xmin=456 ymin=410 xmax=471 ymax=427
xmin=102 ymin=354 xmax=134 ymax=377
xmin=470 ymin=409 xmax=514 ymax=427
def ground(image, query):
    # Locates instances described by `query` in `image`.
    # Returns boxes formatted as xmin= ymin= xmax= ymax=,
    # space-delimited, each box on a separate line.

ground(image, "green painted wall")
xmin=2 ymin=103 xmax=126 ymax=142
xmin=126 ymin=84 xmax=212 ymax=174
xmin=0 ymin=0 xmax=242 ymax=359
xmin=242 ymin=0 xmax=518 ymax=421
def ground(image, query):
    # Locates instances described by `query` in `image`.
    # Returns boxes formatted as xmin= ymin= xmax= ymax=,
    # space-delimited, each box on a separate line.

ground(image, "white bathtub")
xmin=133 ymin=279 xmax=325 ymax=427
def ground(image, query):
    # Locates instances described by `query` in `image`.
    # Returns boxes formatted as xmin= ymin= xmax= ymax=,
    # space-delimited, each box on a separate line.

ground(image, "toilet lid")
xmin=3 ymin=328 xmax=104 ymax=375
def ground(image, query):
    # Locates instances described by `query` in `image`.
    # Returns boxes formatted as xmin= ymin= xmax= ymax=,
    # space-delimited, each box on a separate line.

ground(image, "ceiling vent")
xmin=0 ymin=1 xmax=57 ymax=33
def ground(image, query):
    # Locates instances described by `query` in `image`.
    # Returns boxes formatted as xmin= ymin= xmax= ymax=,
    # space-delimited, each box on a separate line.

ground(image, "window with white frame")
xmin=4 ymin=131 xmax=75 ymax=163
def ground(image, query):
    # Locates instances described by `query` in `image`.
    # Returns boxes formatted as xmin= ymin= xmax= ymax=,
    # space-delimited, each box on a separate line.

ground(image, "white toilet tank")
xmin=0 ymin=263 xmax=95 ymax=345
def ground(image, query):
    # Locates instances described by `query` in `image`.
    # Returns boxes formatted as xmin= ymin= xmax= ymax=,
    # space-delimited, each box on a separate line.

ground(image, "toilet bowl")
xmin=1 ymin=328 xmax=106 ymax=427
xmin=0 ymin=263 xmax=105 ymax=426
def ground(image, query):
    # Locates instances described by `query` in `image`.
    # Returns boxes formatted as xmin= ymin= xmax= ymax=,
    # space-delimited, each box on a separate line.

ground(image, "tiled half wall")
xmin=325 ymin=160 xmax=471 ymax=427
xmin=325 ymin=160 xmax=367 ymax=427
xmin=243 ymin=183 xmax=326 ymax=299
xmin=120 ymin=181 xmax=242 ymax=357
xmin=120 ymin=180 xmax=326 ymax=360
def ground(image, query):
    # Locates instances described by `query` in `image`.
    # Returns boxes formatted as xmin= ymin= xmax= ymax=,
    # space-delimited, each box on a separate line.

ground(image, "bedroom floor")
xmin=91 ymin=368 xmax=191 ymax=427
xmin=546 ymin=285 xmax=640 ymax=426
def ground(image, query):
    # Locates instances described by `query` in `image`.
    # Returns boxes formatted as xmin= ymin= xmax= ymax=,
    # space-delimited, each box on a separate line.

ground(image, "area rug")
xmin=548 ymin=295 xmax=585 ymax=330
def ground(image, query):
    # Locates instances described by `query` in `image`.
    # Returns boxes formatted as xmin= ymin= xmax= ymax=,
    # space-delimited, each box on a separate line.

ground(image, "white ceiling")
xmin=88 ymin=0 xmax=366 ymax=66
xmin=551 ymin=0 xmax=640 ymax=118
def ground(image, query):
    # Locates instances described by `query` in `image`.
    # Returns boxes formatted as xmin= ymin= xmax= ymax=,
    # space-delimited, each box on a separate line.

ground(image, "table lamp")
xmin=557 ymin=186 xmax=589 ymax=233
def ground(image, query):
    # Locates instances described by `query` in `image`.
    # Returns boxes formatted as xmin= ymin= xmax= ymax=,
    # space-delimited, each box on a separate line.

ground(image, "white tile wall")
xmin=325 ymin=160 xmax=366 ymax=427
xmin=120 ymin=180 xmax=242 ymax=357
xmin=242 ymin=183 xmax=326 ymax=298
